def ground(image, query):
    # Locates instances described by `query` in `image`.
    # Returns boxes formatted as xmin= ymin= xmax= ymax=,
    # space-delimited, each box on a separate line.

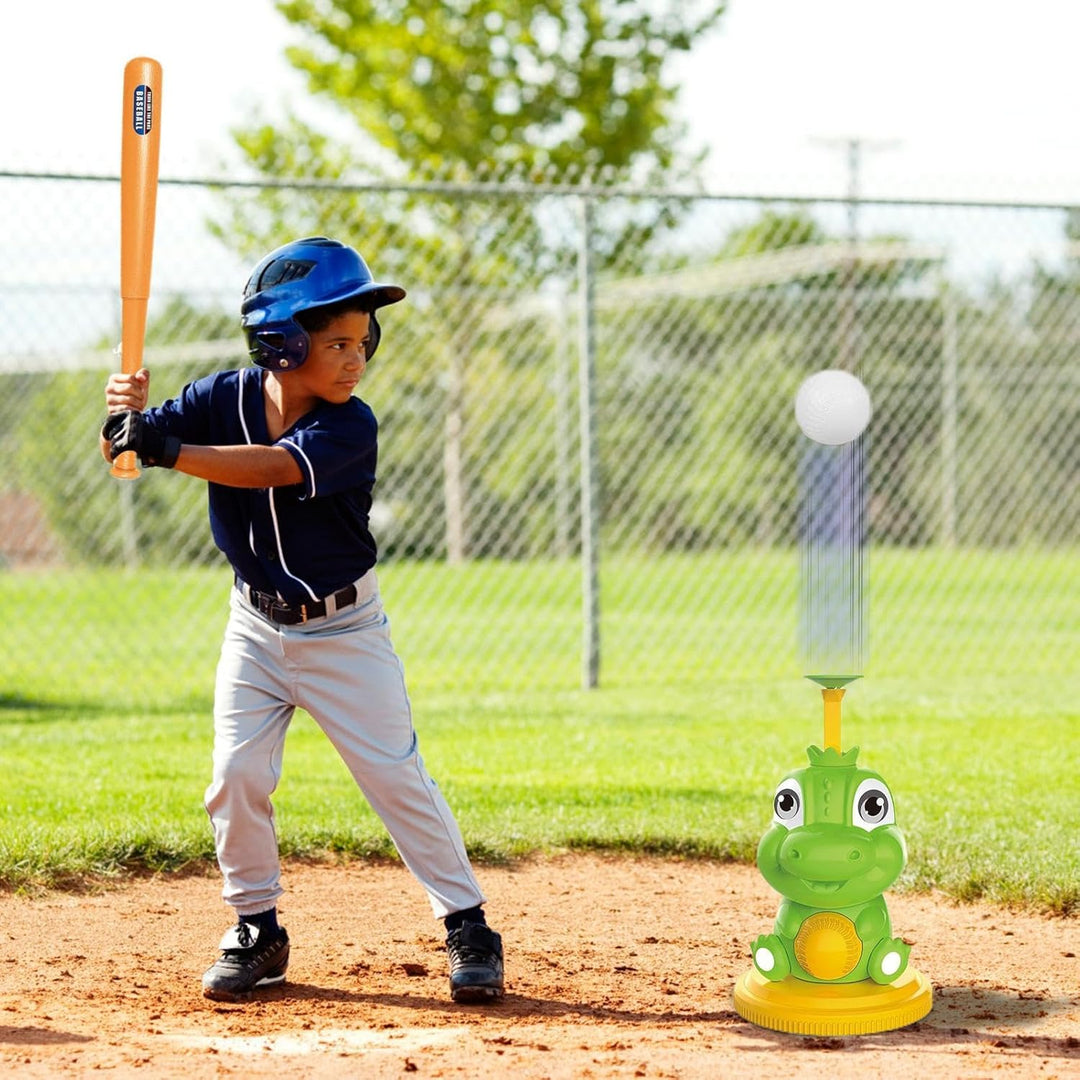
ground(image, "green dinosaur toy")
xmin=751 ymin=744 xmax=910 ymax=985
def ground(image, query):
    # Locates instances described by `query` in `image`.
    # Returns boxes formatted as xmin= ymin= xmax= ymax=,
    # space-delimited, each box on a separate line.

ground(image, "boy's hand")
xmin=102 ymin=411 xmax=181 ymax=469
xmin=105 ymin=368 xmax=150 ymax=414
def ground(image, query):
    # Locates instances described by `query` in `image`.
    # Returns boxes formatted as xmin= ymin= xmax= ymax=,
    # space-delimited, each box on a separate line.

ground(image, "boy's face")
xmin=292 ymin=310 xmax=372 ymax=404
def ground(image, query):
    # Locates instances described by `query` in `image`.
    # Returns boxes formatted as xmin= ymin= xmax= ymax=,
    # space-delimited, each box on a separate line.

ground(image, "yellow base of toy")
xmin=733 ymin=967 xmax=932 ymax=1036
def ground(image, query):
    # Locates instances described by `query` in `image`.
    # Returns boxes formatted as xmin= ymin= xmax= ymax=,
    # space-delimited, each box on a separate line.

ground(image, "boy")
xmin=101 ymin=236 xmax=504 ymax=1005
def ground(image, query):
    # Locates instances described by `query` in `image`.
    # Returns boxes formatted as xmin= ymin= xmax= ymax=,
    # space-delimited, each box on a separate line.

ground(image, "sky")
xmin=3 ymin=0 xmax=1078 ymax=362
xmin=4 ymin=0 xmax=1080 ymax=203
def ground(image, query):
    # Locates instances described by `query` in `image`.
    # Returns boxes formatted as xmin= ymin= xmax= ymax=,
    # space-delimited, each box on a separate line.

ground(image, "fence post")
xmin=118 ymin=482 xmax=138 ymax=568
xmin=577 ymin=195 xmax=600 ymax=689
xmin=553 ymin=291 xmax=573 ymax=559
xmin=940 ymin=282 xmax=958 ymax=547
xmin=444 ymin=347 xmax=466 ymax=564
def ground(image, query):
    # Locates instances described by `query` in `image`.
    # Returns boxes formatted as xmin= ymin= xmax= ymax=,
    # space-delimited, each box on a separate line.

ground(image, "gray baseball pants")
xmin=205 ymin=570 xmax=485 ymax=920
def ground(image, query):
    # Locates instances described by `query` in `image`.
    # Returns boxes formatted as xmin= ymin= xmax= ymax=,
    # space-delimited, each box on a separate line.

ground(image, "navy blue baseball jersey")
xmin=145 ymin=367 xmax=378 ymax=602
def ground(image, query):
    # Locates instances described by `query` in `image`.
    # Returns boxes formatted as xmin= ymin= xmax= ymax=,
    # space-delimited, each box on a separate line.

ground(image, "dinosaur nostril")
xmin=789 ymin=847 xmax=801 ymax=860
xmin=849 ymin=849 xmax=862 ymax=861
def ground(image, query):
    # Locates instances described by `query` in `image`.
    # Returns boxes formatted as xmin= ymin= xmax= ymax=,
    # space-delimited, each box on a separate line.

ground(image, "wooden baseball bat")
xmin=111 ymin=56 xmax=162 ymax=480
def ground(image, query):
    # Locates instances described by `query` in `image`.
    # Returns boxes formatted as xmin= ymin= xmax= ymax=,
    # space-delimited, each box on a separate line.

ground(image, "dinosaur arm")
xmin=855 ymin=899 xmax=889 ymax=940
xmin=776 ymin=899 xmax=807 ymax=938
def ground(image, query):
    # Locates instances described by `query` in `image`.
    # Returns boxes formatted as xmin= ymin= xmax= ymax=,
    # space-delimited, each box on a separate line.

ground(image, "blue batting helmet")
xmin=240 ymin=236 xmax=406 ymax=370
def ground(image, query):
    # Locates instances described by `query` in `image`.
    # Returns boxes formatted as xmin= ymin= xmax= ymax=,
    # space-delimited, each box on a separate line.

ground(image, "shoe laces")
xmin=220 ymin=922 xmax=259 ymax=954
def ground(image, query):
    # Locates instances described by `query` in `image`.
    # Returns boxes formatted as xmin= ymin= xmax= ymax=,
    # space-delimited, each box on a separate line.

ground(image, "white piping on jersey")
xmin=240 ymin=369 xmax=259 ymax=566
xmin=268 ymin=488 xmax=320 ymax=601
xmin=278 ymin=438 xmax=316 ymax=498
xmin=239 ymin=367 xmax=319 ymax=603
xmin=238 ymin=367 xmax=254 ymax=444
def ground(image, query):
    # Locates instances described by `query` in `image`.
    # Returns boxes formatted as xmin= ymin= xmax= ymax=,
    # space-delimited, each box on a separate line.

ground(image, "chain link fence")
xmin=1 ymin=168 xmax=1077 ymax=705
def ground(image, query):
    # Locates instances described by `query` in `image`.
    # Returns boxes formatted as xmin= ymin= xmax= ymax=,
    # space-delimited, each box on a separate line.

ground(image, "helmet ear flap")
xmin=365 ymin=311 xmax=382 ymax=360
xmin=247 ymin=321 xmax=310 ymax=369
xmin=247 ymin=312 xmax=379 ymax=368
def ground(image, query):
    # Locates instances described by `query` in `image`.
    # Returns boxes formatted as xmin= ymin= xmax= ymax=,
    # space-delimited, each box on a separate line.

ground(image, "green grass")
xmin=1 ymin=549 xmax=1077 ymax=913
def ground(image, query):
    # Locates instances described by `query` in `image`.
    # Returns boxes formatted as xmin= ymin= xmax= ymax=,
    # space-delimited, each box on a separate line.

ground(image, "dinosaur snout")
xmin=778 ymin=826 xmax=873 ymax=882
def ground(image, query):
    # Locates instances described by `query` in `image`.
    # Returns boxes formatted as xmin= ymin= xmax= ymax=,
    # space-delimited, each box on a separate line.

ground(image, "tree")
xmin=213 ymin=0 xmax=727 ymax=270
xmin=210 ymin=0 xmax=727 ymax=561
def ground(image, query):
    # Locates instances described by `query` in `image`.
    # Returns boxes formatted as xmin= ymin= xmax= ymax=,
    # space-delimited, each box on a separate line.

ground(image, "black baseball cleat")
xmin=446 ymin=921 xmax=504 ymax=1003
xmin=202 ymin=921 xmax=290 ymax=1002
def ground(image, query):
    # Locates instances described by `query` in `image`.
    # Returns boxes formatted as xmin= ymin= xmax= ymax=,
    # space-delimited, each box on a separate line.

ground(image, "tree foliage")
xmin=212 ymin=0 xmax=727 ymax=268
xmin=267 ymin=0 xmax=725 ymax=178
xmin=273 ymin=0 xmax=724 ymax=178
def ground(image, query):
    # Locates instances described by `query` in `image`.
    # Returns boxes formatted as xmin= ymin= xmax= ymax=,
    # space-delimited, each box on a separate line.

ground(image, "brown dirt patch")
xmin=1 ymin=855 xmax=1077 ymax=1078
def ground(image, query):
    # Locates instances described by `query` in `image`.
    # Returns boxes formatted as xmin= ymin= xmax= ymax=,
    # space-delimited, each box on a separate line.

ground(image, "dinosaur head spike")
xmin=806 ymin=744 xmax=861 ymax=768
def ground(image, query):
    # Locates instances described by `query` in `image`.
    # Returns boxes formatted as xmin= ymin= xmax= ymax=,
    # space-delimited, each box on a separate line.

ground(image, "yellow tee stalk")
xmin=822 ymin=687 xmax=845 ymax=751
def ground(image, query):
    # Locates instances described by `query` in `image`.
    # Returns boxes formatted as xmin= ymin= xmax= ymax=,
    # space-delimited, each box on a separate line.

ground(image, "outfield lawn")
xmin=1 ymin=550 xmax=1077 ymax=912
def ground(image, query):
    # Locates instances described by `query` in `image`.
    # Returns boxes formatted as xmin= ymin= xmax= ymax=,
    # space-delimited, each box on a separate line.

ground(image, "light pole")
xmin=811 ymin=136 xmax=900 ymax=372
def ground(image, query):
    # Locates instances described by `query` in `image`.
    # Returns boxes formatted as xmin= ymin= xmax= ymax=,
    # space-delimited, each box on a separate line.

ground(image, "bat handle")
xmin=111 ymin=296 xmax=147 ymax=480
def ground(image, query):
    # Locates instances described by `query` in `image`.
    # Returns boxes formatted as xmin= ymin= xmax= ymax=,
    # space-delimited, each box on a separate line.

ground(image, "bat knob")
xmin=110 ymin=451 xmax=141 ymax=480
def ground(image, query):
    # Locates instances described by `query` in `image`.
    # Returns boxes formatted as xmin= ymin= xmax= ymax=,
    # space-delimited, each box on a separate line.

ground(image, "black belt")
xmin=238 ymin=578 xmax=359 ymax=625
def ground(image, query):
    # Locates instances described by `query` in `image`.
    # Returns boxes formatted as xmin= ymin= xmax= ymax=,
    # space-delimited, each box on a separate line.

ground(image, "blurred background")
xmin=2 ymin=0 xmax=1077 ymax=706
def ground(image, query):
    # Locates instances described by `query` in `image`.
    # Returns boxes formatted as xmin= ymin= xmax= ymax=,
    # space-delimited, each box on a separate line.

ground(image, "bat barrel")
xmin=121 ymin=56 xmax=161 ymax=312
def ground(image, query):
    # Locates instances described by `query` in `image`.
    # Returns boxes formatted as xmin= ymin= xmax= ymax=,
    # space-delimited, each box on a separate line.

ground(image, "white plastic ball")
xmin=794 ymin=370 xmax=873 ymax=445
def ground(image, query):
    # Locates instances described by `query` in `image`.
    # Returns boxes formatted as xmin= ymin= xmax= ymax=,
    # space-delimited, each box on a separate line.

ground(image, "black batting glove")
xmin=102 ymin=410 xmax=181 ymax=469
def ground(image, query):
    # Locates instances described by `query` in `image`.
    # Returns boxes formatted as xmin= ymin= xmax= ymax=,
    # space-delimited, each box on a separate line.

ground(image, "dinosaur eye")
xmin=772 ymin=779 xmax=803 ymax=826
xmin=853 ymin=778 xmax=896 ymax=830
xmin=859 ymin=792 xmax=888 ymax=822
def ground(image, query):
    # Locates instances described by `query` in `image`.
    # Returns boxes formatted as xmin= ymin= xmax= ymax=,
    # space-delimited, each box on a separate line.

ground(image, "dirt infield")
xmin=0 ymin=855 xmax=1077 ymax=1078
